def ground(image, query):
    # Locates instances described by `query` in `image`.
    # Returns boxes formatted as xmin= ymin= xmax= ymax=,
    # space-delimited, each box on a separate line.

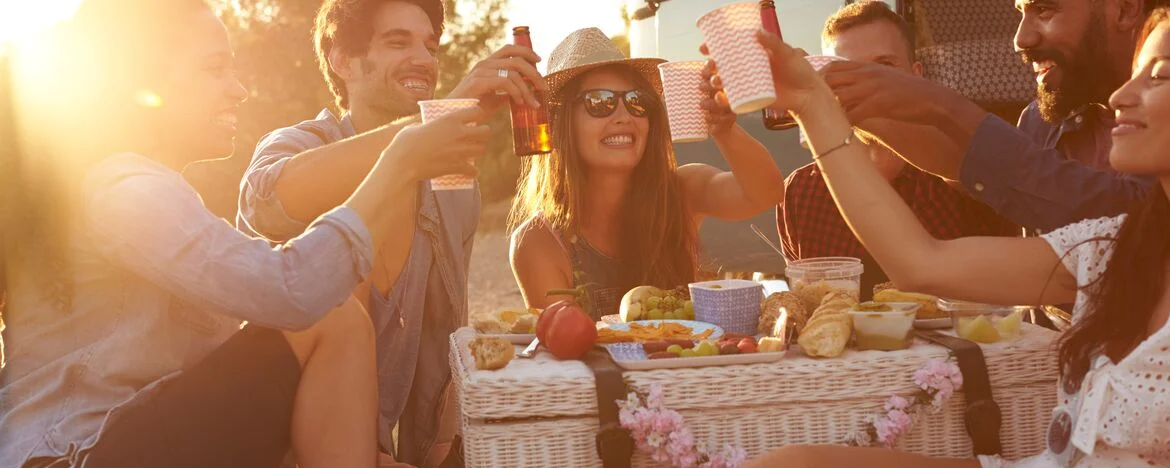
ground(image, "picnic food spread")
xmin=618 ymin=285 xmax=695 ymax=322
xmin=467 ymin=257 xmax=1030 ymax=370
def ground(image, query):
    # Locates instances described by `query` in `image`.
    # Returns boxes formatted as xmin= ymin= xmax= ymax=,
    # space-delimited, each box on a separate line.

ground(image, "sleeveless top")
xmin=535 ymin=217 xmax=624 ymax=320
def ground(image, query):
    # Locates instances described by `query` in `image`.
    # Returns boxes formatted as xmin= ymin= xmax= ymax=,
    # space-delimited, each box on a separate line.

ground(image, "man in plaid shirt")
xmin=778 ymin=1 xmax=1018 ymax=298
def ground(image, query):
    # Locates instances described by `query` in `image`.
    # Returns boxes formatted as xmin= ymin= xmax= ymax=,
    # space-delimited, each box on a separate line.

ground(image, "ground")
xmin=467 ymin=199 xmax=524 ymax=318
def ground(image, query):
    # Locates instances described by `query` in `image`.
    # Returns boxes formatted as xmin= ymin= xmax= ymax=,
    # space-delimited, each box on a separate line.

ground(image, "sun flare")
xmin=0 ymin=0 xmax=84 ymax=47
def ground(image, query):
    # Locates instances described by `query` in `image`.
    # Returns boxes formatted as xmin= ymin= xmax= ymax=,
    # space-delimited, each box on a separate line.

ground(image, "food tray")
xmin=480 ymin=333 xmax=536 ymax=345
xmin=604 ymin=342 xmax=786 ymax=370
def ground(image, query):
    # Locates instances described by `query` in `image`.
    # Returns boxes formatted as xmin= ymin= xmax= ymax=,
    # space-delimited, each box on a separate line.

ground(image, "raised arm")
xmin=822 ymin=60 xmax=1154 ymax=232
xmin=758 ymin=31 xmax=1077 ymax=306
xmin=243 ymin=45 xmax=545 ymax=238
xmin=677 ymin=62 xmax=786 ymax=222
xmin=90 ymin=109 xmax=489 ymax=330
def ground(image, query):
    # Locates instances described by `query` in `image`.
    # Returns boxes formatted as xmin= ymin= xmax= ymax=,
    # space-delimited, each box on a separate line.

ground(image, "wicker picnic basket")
xmin=450 ymin=324 xmax=1058 ymax=467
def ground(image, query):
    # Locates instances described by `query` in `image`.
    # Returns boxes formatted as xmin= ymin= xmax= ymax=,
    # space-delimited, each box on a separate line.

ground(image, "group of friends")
xmin=0 ymin=0 xmax=1168 ymax=466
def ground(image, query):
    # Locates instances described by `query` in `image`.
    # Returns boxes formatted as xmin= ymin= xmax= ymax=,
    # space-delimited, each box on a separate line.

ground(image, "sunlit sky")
xmin=506 ymin=0 xmax=629 ymax=75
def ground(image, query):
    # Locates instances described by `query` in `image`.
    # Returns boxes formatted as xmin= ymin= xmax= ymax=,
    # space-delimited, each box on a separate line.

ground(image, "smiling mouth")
xmin=602 ymin=134 xmax=634 ymax=147
xmin=212 ymin=112 xmax=237 ymax=130
xmin=398 ymin=78 xmax=431 ymax=95
xmin=1033 ymin=60 xmax=1056 ymax=82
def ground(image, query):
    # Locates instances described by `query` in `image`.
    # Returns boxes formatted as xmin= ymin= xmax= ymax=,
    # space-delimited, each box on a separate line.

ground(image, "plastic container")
xmin=938 ymin=298 xmax=1027 ymax=344
xmin=688 ymin=279 xmax=764 ymax=335
xmin=849 ymin=302 xmax=920 ymax=351
xmin=784 ymin=257 xmax=864 ymax=310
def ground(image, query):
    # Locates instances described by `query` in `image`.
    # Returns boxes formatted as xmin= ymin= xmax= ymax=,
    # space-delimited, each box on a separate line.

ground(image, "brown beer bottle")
xmin=760 ymin=0 xmax=797 ymax=130
xmin=510 ymin=26 xmax=553 ymax=156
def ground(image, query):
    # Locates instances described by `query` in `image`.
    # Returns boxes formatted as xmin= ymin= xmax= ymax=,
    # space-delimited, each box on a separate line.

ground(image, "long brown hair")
xmin=1057 ymin=6 xmax=1170 ymax=384
xmin=509 ymin=64 xmax=698 ymax=290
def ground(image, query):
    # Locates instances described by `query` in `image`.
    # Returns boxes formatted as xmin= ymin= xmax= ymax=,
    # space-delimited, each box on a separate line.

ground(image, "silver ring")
xmin=497 ymin=68 xmax=509 ymax=78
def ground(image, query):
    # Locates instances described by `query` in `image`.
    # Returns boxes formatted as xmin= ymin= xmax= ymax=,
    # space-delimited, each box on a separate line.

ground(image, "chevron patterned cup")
xmin=418 ymin=98 xmax=480 ymax=191
xmin=658 ymin=60 xmax=710 ymax=143
xmin=697 ymin=2 xmax=776 ymax=114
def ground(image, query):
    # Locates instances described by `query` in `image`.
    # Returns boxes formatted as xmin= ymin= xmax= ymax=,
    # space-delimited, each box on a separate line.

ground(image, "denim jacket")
xmin=237 ymin=109 xmax=478 ymax=461
xmin=0 ymin=153 xmax=373 ymax=466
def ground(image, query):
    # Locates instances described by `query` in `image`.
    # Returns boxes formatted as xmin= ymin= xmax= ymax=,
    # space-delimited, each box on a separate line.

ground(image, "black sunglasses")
xmin=576 ymin=89 xmax=651 ymax=118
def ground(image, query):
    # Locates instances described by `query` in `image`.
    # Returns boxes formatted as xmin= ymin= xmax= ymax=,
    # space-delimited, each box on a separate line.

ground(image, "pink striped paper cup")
xmin=658 ymin=60 xmax=710 ymax=143
xmin=697 ymin=2 xmax=775 ymax=114
xmin=417 ymin=98 xmax=480 ymax=191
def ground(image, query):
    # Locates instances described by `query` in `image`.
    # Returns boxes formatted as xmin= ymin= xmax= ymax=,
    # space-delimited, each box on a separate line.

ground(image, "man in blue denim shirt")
xmin=236 ymin=0 xmax=544 ymax=465
xmin=819 ymin=0 xmax=1162 ymax=233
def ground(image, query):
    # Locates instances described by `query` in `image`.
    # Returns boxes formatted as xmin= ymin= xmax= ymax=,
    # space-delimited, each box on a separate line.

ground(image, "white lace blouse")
xmin=990 ymin=215 xmax=1170 ymax=467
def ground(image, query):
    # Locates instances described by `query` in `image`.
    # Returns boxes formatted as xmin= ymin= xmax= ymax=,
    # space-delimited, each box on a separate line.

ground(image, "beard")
xmin=359 ymin=60 xmax=433 ymax=124
xmin=1021 ymin=14 xmax=1112 ymax=123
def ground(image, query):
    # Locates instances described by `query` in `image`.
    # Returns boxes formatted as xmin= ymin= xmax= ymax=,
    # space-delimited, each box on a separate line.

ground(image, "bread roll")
xmin=873 ymin=289 xmax=943 ymax=319
xmin=469 ymin=337 xmax=515 ymax=370
xmin=759 ymin=292 xmax=808 ymax=336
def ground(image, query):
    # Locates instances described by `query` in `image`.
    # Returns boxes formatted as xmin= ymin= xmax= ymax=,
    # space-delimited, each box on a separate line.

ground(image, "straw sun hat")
xmin=543 ymin=27 xmax=666 ymax=108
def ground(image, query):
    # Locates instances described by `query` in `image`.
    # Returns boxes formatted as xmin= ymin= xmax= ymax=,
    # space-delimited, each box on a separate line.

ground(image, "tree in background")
xmin=187 ymin=0 xmax=512 ymax=220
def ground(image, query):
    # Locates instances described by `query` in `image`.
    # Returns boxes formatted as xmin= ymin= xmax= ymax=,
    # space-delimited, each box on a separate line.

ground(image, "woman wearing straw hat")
xmin=508 ymin=27 xmax=786 ymax=318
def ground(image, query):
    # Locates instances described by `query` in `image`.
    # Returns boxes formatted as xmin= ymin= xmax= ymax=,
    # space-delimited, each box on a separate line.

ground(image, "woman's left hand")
xmin=699 ymin=60 xmax=738 ymax=136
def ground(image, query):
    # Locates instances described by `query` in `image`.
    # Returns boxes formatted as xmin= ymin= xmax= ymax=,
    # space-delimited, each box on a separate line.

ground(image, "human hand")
xmin=383 ymin=106 xmax=491 ymax=182
xmin=698 ymin=60 xmax=738 ymax=136
xmin=446 ymin=44 xmax=545 ymax=113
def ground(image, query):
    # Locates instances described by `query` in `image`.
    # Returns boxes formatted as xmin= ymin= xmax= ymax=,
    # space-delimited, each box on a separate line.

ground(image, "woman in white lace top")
xmin=738 ymin=5 xmax=1170 ymax=468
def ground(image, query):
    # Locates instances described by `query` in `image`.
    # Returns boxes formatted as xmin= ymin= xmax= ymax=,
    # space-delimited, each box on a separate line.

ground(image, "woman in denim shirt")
xmin=0 ymin=1 xmax=488 ymax=467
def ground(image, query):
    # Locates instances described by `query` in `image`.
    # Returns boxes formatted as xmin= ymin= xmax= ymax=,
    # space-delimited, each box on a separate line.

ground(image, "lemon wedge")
xmin=995 ymin=309 xmax=1024 ymax=339
xmin=958 ymin=315 xmax=1001 ymax=343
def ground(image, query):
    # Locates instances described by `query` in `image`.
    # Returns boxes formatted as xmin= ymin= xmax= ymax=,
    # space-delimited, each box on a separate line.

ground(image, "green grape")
xmin=667 ymin=344 xmax=684 ymax=355
xmin=661 ymin=296 xmax=677 ymax=306
xmin=680 ymin=348 xmax=698 ymax=358
xmin=645 ymin=296 xmax=662 ymax=308
xmin=683 ymin=300 xmax=694 ymax=313
xmin=648 ymin=308 xmax=664 ymax=320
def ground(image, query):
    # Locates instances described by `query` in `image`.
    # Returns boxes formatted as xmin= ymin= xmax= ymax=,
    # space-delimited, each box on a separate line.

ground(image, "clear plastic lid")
xmin=784 ymin=257 xmax=864 ymax=280
xmin=936 ymin=298 xmax=1022 ymax=314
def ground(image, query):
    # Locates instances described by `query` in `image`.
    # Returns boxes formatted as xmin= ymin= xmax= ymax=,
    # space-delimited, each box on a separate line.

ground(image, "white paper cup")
xmin=658 ymin=60 xmax=710 ymax=143
xmin=797 ymin=56 xmax=846 ymax=149
xmin=697 ymin=2 xmax=775 ymax=114
xmin=417 ymin=98 xmax=479 ymax=191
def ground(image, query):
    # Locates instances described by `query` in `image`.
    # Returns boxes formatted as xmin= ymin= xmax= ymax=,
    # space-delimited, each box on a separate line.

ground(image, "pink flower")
xmin=885 ymin=395 xmax=911 ymax=412
xmin=913 ymin=359 xmax=963 ymax=394
xmin=648 ymin=384 xmax=666 ymax=409
xmin=874 ymin=408 xmax=913 ymax=447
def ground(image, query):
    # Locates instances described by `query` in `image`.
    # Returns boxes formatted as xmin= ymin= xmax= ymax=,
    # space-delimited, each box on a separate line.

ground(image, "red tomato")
xmin=536 ymin=300 xmax=598 ymax=360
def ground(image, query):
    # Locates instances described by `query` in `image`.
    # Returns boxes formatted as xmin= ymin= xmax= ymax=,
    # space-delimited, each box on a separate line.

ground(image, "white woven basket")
xmin=451 ymin=324 xmax=1058 ymax=467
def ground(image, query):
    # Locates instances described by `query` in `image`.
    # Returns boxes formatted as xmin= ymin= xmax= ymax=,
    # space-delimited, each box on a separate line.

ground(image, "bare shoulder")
xmin=509 ymin=218 xmax=569 ymax=268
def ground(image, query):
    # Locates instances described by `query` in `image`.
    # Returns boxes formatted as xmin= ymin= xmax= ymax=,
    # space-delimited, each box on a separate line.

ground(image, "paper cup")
xmin=797 ymin=56 xmax=846 ymax=149
xmin=697 ymin=2 xmax=775 ymax=114
xmin=658 ymin=60 xmax=710 ymax=143
xmin=417 ymin=98 xmax=479 ymax=191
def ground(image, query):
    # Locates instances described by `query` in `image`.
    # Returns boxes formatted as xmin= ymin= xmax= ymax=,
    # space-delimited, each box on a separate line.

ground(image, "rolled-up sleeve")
xmin=959 ymin=115 xmax=1154 ymax=232
xmin=237 ymin=127 xmax=324 ymax=242
xmin=87 ymin=156 xmax=373 ymax=331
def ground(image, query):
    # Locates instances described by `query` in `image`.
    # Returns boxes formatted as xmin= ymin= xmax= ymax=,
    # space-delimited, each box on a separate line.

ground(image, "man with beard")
xmin=820 ymin=0 xmax=1161 ymax=233
xmin=777 ymin=1 xmax=1018 ymax=298
xmin=236 ymin=0 xmax=541 ymax=466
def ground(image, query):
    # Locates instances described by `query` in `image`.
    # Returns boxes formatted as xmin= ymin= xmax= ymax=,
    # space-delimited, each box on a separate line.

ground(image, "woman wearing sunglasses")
xmin=508 ymin=28 xmax=785 ymax=318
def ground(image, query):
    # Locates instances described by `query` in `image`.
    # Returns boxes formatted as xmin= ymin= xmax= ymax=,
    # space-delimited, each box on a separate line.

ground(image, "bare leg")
xmin=282 ymin=296 xmax=378 ymax=468
xmin=745 ymin=445 xmax=981 ymax=468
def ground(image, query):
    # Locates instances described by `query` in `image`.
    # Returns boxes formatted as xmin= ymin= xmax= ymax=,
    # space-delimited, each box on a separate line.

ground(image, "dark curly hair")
xmin=313 ymin=0 xmax=445 ymax=110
